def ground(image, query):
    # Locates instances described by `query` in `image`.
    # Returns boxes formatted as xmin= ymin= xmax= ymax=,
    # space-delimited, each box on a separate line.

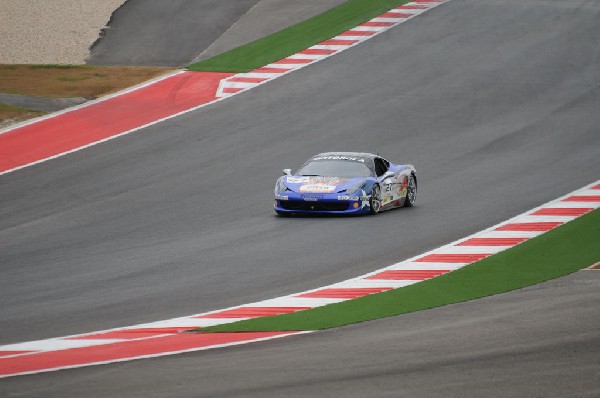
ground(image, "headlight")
xmin=345 ymin=181 xmax=364 ymax=195
xmin=275 ymin=177 xmax=290 ymax=194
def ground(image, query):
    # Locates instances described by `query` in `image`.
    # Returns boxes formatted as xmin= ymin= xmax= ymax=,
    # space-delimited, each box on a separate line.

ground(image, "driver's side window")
xmin=374 ymin=158 xmax=388 ymax=177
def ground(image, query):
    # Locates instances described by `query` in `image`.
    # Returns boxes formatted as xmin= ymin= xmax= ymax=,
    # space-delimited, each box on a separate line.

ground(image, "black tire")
xmin=275 ymin=210 xmax=290 ymax=217
xmin=369 ymin=185 xmax=382 ymax=215
xmin=404 ymin=175 xmax=417 ymax=207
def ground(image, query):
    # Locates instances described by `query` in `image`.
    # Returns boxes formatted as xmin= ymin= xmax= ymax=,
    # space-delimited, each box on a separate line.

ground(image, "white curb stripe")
xmin=570 ymin=189 xmax=599 ymax=196
xmin=311 ymin=45 xmax=348 ymax=50
xmin=131 ymin=317 xmax=249 ymax=329
xmin=352 ymin=26 xmax=388 ymax=32
xmin=550 ymin=201 xmax=600 ymax=208
xmin=481 ymin=231 xmax=543 ymax=238
xmin=372 ymin=17 xmax=409 ymax=22
xmin=287 ymin=54 xmax=329 ymax=60
xmin=0 ymin=338 xmax=127 ymax=352
xmin=513 ymin=215 xmax=580 ymax=223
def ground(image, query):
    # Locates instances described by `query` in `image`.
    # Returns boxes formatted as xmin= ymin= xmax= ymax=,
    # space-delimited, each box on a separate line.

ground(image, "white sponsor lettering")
xmin=287 ymin=176 xmax=309 ymax=183
xmin=299 ymin=184 xmax=336 ymax=193
xmin=312 ymin=156 xmax=365 ymax=163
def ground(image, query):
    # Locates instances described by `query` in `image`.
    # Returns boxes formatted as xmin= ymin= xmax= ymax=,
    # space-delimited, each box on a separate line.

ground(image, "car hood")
xmin=284 ymin=176 xmax=367 ymax=193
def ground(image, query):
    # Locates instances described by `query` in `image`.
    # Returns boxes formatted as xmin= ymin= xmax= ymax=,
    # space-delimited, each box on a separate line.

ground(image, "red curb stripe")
xmin=380 ymin=12 xmax=413 ymax=18
xmin=297 ymin=288 xmax=391 ymax=299
xmin=532 ymin=208 xmax=593 ymax=216
xmin=222 ymin=87 xmax=245 ymax=94
xmin=0 ymin=72 xmax=233 ymax=174
xmin=319 ymin=39 xmax=358 ymax=45
xmin=366 ymin=270 xmax=450 ymax=280
xmin=592 ymin=184 xmax=600 ymax=189
xmin=227 ymin=77 xmax=269 ymax=83
xmin=496 ymin=222 xmax=563 ymax=231
xmin=458 ymin=238 xmax=528 ymax=246
xmin=300 ymin=49 xmax=336 ymax=55
xmin=0 ymin=332 xmax=289 ymax=377
xmin=562 ymin=195 xmax=600 ymax=202
xmin=416 ymin=253 xmax=491 ymax=263
xmin=360 ymin=21 xmax=395 ymax=27
xmin=252 ymin=67 xmax=291 ymax=73
xmin=197 ymin=307 xmax=311 ymax=319
xmin=339 ymin=30 xmax=376 ymax=36
xmin=273 ymin=58 xmax=314 ymax=64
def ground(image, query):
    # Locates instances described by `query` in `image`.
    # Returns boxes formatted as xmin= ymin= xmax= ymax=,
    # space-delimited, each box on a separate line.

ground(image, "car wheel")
xmin=369 ymin=185 xmax=381 ymax=215
xmin=404 ymin=175 xmax=417 ymax=207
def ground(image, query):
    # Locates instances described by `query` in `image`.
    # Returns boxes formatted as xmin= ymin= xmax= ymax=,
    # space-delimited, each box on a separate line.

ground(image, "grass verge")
xmin=188 ymin=0 xmax=411 ymax=72
xmin=201 ymin=208 xmax=600 ymax=332
xmin=0 ymin=104 xmax=46 ymax=128
xmin=0 ymin=64 xmax=174 ymax=98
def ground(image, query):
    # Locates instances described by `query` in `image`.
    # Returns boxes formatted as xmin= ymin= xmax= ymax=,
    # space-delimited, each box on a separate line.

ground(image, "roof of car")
xmin=315 ymin=152 xmax=379 ymax=159
xmin=301 ymin=152 xmax=379 ymax=173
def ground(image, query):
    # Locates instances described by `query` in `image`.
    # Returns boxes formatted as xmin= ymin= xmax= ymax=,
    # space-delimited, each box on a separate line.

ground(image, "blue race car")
xmin=274 ymin=152 xmax=416 ymax=215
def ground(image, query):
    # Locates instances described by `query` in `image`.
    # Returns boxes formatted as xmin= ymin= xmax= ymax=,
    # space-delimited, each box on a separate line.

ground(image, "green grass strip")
xmin=188 ymin=0 xmax=411 ymax=72
xmin=202 ymin=208 xmax=600 ymax=332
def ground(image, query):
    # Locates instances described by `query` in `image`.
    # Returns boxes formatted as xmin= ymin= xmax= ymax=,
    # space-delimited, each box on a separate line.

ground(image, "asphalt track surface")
xmin=87 ymin=0 xmax=348 ymax=66
xmin=1 ymin=0 xmax=600 ymax=395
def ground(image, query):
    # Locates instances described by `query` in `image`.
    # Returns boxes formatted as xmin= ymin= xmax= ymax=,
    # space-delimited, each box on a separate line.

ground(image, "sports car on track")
xmin=274 ymin=152 xmax=416 ymax=215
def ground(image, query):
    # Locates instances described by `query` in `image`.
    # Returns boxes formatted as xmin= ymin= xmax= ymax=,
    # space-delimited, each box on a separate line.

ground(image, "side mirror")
xmin=282 ymin=168 xmax=292 ymax=176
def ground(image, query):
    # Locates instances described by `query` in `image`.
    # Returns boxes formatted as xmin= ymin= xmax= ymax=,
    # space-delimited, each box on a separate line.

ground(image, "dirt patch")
xmin=0 ymin=65 xmax=175 ymax=98
xmin=585 ymin=261 xmax=600 ymax=270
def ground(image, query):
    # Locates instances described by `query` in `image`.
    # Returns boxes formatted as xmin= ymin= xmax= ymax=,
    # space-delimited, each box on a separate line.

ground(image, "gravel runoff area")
xmin=0 ymin=0 xmax=125 ymax=64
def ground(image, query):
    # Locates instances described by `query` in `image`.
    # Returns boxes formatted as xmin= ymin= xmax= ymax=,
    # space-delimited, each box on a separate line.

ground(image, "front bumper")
xmin=274 ymin=192 xmax=369 ymax=215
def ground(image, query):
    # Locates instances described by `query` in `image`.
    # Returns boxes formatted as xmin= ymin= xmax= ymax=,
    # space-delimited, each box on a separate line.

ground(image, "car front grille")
xmin=280 ymin=200 xmax=349 ymax=212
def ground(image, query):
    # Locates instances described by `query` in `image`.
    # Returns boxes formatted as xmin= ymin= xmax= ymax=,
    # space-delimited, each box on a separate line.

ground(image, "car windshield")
xmin=296 ymin=160 xmax=372 ymax=177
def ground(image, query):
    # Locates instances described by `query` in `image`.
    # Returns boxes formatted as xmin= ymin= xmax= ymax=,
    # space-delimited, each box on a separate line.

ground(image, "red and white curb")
xmin=1 ymin=180 xmax=598 ymax=378
xmin=216 ymin=0 xmax=447 ymax=97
